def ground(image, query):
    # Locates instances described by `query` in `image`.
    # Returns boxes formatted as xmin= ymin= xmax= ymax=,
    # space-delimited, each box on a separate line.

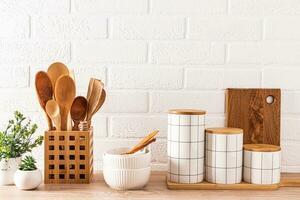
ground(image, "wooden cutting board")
xmin=226 ymin=88 xmax=281 ymax=145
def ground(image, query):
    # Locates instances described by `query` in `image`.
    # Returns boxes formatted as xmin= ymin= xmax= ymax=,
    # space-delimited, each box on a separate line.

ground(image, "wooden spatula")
xmin=86 ymin=78 xmax=95 ymax=104
xmin=92 ymin=88 xmax=106 ymax=117
xmin=55 ymin=75 xmax=76 ymax=131
xmin=124 ymin=130 xmax=159 ymax=154
xmin=45 ymin=100 xmax=61 ymax=131
xmin=47 ymin=62 xmax=69 ymax=99
xmin=71 ymin=96 xmax=87 ymax=131
xmin=35 ymin=71 xmax=53 ymax=130
xmin=86 ymin=79 xmax=103 ymax=124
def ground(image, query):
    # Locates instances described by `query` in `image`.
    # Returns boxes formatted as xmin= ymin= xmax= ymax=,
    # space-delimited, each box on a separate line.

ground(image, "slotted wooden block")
xmin=44 ymin=129 xmax=93 ymax=184
xmin=226 ymin=88 xmax=281 ymax=145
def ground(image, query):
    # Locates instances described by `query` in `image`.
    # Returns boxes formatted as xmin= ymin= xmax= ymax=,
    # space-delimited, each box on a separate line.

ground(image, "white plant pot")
xmin=0 ymin=157 xmax=21 ymax=186
xmin=14 ymin=169 xmax=42 ymax=190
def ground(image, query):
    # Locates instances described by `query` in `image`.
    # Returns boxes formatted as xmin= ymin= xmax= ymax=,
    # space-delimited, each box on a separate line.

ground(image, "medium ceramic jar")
xmin=167 ymin=109 xmax=206 ymax=184
xmin=205 ymin=128 xmax=243 ymax=184
xmin=243 ymin=144 xmax=281 ymax=184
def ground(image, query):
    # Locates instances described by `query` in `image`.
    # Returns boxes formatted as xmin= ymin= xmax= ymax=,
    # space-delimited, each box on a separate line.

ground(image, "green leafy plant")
xmin=0 ymin=111 xmax=43 ymax=160
xmin=19 ymin=155 xmax=37 ymax=171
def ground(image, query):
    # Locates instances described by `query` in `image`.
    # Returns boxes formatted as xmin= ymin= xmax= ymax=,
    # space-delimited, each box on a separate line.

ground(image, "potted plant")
xmin=14 ymin=155 xmax=42 ymax=190
xmin=0 ymin=111 xmax=43 ymax=185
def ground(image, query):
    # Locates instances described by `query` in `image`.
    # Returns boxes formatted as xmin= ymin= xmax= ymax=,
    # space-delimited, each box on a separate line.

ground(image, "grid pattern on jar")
xmin=167 ymin=114 xmax=205 ymax=184
xmin=44 ymin=130 xmax=93 ymax=184
xmin=205 ymin=133 xmax=243 ymax=184
xmin=243 ymin=150 xmax=281 ymax=184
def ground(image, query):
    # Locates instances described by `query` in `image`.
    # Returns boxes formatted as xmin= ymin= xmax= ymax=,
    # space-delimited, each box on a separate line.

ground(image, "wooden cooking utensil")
xmin=47 ymin=62 xmax=69 ymax=98
xmin=35 ymin=71 xmax=54 ymax=130
xmin=55 ymin=75 xmax=76 ymax=131
xmin=124 ymin=130 xmax=159 ymax=155
xmin=71 ymin=96 xmax=88 ymax=131
xmin=86 ymin=79 xmax=103 ymax=124
xmin=92 ymin=88 xmax=106 ymax=116
xmin=45 ymin=100 xmax=61 ymax=131
xmin=226 ymin=88 xmax=281 ymax=145
xmin=86 ymin=78 xmax=95 ymax=104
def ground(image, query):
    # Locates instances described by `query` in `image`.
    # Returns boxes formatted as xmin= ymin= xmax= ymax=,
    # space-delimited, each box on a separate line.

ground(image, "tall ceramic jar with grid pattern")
xmin=167 ymin=109 xmax=206 ymax=184
xmin=205 ymin=128 xmax=243 ymax=184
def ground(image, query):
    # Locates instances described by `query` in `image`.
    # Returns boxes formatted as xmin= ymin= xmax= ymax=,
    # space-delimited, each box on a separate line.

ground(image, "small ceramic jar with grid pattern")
xmin=205 ymin=127 xmax=243 ymax=184
xmin=243 ymin=144 xmax=281 ymax=184
xmin=167 ymin=109 xmax=206 ymax=184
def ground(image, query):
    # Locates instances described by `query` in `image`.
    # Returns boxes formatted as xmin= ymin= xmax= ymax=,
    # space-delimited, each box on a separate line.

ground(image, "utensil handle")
xmin=45 ymin=112 xmax=53 ymax=130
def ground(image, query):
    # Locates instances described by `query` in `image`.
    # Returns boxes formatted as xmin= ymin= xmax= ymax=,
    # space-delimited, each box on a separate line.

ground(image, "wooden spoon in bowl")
xmin=46 ymin=100 xmax=61 ymax=131
xmin=71 ymin=96 xmax=87 ymax=131
xmin=35 ymin=71 xmax=53 ymax=130
xmin=47 ymin=62 xmax=69 ymax=99
xmin=55 ymin=75 xmax=76 ymax=131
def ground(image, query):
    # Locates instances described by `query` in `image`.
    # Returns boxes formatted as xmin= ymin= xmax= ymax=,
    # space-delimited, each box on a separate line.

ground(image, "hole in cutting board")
xmin=266 ymin=95 xmax=274 ymax=104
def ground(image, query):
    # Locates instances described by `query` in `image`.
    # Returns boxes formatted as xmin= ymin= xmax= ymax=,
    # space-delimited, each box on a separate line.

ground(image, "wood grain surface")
xmin=226 ymin=89 xmax=281 ymax=145
xmin=0 ymin=172 xmax=299 ymax=200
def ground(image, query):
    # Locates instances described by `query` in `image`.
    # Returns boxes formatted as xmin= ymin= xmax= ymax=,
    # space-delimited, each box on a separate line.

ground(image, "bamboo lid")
xmin=243 ymin=144 xmax=281 ymax=152
xmin=168 ymin=109 xmax=206 ymax=115
xmin=206 ymin=127 xmax=243 ymax=135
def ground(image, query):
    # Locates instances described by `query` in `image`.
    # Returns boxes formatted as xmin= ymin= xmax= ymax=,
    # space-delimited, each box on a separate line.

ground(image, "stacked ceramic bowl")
xmin=103 ymin=147 xmax=151 ymax=190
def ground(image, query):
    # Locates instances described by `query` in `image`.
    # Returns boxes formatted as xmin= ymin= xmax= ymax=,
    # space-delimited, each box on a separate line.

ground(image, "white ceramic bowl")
xmin=103 ymin=147 xmax=151 ymax=169
xmin=103 ymin=167 xmax=151 ymax=190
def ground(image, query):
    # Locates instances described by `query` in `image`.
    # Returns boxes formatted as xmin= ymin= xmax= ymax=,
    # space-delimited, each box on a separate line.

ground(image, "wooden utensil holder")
xmin=44 ymin=129 xmax=93 ymax=184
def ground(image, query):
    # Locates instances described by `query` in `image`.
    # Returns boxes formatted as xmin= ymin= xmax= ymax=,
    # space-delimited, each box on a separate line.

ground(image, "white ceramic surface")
xmin=103 ymin=147 xmax=151 ymax=169
xmin=103 ymin=167 xmax=151 ymax=190
xmin=14 ymin=169 xmax=42 ymax=190
xmin=167 ymin=113 xmax=205 ymax=184
xmin=205 ymin=132 xmax=243 ymax=184
xmin=243 ymin=150 xmax=281 ymax=184
xmin=0 ymin=157 xmax=21 ymax=186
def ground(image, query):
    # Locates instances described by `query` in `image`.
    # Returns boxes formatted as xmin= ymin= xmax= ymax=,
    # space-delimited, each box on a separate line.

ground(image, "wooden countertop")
xmin=1 ymin=172 xmax=300 ymax=200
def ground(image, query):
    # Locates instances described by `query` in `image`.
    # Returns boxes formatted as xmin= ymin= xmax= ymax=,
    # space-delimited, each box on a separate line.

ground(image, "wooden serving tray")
xmin=166 ymin=174 xmax=300 ymax=190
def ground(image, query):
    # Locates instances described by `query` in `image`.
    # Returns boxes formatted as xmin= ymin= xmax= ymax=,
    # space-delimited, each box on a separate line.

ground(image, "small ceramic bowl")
xmin=103 ymin=147 xmax=151 ymax=169
xmin=103 ymin=167 xmax=151 ymax=190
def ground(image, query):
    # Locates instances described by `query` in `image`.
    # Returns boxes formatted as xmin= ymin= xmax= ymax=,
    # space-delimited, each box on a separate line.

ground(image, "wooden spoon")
xmin=55 ymin=75 xmax=76 ymax=131
xmin=45 ymin=100 xmax=61 ymax=131
xmin=71 ymin=96 xmax=88 ymax=131
xmin=35 ymin=71 xmax=53 ymax=130
xmin=47 ymin=62 xmax=69 ymax=98
xmin=92 ymin=88 xmax=106 ymax=116
xmin=86 ymin=79 xmax=103 ymax=123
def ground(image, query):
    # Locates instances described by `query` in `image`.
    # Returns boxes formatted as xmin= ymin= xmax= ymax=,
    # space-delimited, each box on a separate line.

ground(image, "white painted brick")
xmin=282 ymin=118 xmax=300 ymax=141
xmin=150 ymin=140 xmax=167 ymax=163
xmin=230 ymin=0 xmax=300 ymax=16
xmin=265 ymin=17 xmax=300 ymax=40
xmin=110 ymin=115 xmax=167 ymax=138
xmin=0 ymin=41 xmax=70 ymax=64
xmin=263 ymin=68 xmax=300 ymax=89
xmin=74 ymin=41 xmax=147 ymax=63
xmin=205 ymin=116 xmax=225 ymax=128
xmin=0 ymin=15 xmax=29 ymax=38
xmin=74 ymin=0 xmax=147 ymax=13
xmin=189 ymin=17 xmax=262 ymax=41
xmin=282 ymin=92 xmax=300 ymax=114
xmin=228 ymin=43 xmax=300 ymax=64
xmin=0 ymin=89 xmax=39 ymax=112
xmin=71 ymin=66 xmax=106 ymax=89
xmin=109 ymin=67 xmax=183 ymax=89
xmin=92 ymin=115 xmax=108 ymax=138
xmin=151 ymin=42 xmax=225 ymax=64
xmin=150 ymin=91 xmax=225 ymax=114
xmin=112 ymin=16 xmax=185 ymax=39
xmin=0 ymin=0 xmax=69 ymax=14
xmin=101 ymin=91 xmax=148 ymax=113
xmin=33 ymin=15 xmax=107 ymax=39
xmin=151 ymin=0 xmax=227 ymax=14
xmin=0 ymin=66 xmax=29 ymax=88
xmin=282 ymin=141 xmax=300 ymax=166
xmin=185 ymin=69 xmax=261 ymax=89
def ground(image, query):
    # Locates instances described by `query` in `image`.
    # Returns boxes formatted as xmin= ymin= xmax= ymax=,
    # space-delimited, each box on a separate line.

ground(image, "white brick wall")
xmin=0 ymin=0 xmax=299 ymax=172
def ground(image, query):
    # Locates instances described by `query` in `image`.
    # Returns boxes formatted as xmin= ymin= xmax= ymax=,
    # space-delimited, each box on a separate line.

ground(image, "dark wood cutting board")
xmin=226 ymin=88 xmax=281 ymax=146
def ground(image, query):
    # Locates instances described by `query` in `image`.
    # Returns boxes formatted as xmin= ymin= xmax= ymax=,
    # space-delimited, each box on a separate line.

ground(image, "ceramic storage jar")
xmin=243 ymin=144 xmax=281 ymax=184
xmin=167 ymin=109 xmax=206 ymax=184
xmin=205 ymin=128 xmax=243 ymax=184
